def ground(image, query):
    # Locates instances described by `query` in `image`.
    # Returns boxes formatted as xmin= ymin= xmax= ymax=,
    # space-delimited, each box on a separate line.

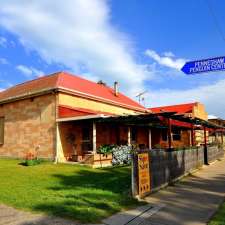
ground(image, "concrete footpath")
xmin=1 ymin=158 xmax=225 ymax=225
xmin=104 ymin=158 xmax=225 ymax=225
xmin=142 ymin=158 xmax=225 ymax=225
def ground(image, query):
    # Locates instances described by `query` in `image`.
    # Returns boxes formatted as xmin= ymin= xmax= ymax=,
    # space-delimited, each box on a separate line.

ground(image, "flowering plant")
xmin=112 ymin=145 xmax=132 ymax=165
xmin=23 ymin=151 xmax=40 ymax=166
xmin=25 ymin=151 xmax=36 ymax=160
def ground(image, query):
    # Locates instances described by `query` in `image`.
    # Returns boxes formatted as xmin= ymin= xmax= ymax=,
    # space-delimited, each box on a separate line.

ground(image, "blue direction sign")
xmin=181 ymin=56 xmax=225 ymax=75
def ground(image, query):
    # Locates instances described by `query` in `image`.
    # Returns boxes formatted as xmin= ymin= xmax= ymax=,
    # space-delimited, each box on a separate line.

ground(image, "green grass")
xmin=209 ymin=201 xmax=225 ymax=225
xmin=0 ymin=159 xmax=140 ymax=223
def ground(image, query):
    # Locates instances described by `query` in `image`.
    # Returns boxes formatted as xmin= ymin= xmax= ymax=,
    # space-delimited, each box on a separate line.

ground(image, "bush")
xmin=98 ymin=144 xmax=115 ymax=155
xmin=112 ymin=145 xmax=132 ymax=166
xmin=23 ymin=159 xmax=41 ymax=166
xmin=22 ymin=151 xmax=41 ymax=166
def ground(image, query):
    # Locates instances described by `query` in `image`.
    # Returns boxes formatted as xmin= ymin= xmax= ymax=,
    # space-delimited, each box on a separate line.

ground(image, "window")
xmin=131 ymin=127 xmax=137 ymax=143
xmin=82 ymin=127 xmax=91 ymax=141
xmin=0 ymin=117 xmax=4 ymax=145
xmin=81 ymin=126 xmax=92 ymax=152
xmin=161 ymin=129 xmax=168 ymax=141
xmin=172 ymin=129 xmax=181 ymax=141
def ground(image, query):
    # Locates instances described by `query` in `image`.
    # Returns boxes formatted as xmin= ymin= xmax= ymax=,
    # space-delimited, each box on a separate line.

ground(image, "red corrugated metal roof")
xmin=58 ymin=105 xmax=114 ymax=118
xmin=158 ymin=115 xmax=192 ymax=128
xmin=0 ymin=72 xmax=147 ymax=112
xmin=171 ymin=120 xmax=192 ymax=128
xmin=150 ymin=103 xmax=197 ymax=114
xmin=56 ymin=72 xmax=146 ymax=111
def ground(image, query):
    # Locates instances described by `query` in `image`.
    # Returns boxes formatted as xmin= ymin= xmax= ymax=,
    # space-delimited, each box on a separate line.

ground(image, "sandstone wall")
xmin=0 ymin=94 xmax=56 ymax=159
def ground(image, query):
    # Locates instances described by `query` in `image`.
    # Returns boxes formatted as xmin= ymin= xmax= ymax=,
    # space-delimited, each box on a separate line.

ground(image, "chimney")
xmin=114 ymin=81 xmax=119 ymax=96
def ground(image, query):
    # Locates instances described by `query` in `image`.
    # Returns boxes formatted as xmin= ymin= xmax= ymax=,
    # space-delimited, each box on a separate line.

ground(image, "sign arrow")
xmin=181 ymin=56 xmax=225 ymax=75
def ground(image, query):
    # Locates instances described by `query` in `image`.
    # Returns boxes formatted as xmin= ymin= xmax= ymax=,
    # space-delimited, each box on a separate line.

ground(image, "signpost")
xmin=138 ymin=153 xmax=150 ymax=197
xmin=181 ymin=56 xmax=225 ymax=75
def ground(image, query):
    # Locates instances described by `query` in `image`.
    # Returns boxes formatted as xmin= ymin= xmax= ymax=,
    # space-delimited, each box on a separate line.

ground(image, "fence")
xmin=207 ymin=145 xmax=224 ymax=163
xmin=132 ymin=145 xmax=224 ymax=197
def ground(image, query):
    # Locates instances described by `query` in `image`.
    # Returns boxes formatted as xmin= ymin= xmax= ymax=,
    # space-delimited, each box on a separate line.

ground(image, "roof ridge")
xmin=59 ymin=71 xmax=120 ymax=93
xmin=4 ymin=72 xmax=61 ymax=92
xmin=60 ymin=71 xmax=109 ymax=86
xmin=55 ymin=71 xmax=64 ymax=88
xmin=150 ymin=102 xmax=198 ymax=109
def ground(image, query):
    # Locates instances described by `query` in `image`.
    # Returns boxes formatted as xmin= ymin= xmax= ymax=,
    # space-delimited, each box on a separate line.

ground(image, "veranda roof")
xmin=98 ymin=112 xmax=225 ymax=130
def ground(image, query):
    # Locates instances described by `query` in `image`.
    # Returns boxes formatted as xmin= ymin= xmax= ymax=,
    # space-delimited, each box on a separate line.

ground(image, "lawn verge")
xmin=0 ymin=158 xmax=141 ymax=223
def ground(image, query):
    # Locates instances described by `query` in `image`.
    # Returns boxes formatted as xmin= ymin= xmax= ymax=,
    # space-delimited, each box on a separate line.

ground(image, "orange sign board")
xmin=138 ymin=153 xmax=150 ymax=196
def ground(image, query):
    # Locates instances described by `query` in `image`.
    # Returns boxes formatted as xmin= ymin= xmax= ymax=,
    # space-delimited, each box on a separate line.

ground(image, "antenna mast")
xmin=136 ymin=91 xmax=148 ymax=105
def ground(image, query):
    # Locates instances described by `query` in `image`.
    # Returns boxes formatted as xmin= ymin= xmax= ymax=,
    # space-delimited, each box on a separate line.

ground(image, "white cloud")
xmin=0 ymin=79 xmax=13 ymax=89
xmin=145 ymin=49 xmax=186 ymax=70
xmin=0 ymin=57 xmax=9 ymax=64
xmin=163 ymin=51 xmax=175 ymax=57
xmin=0 ymin=36 xmax=7 ymax=47
xmin=16 ymin=65 xmax=43 ymax=78
xmin=147 ymin=78 xmax=225 ymax=118
xmin=208 ymin=115 xmax=218 ymax=119
xmin=0 ymin=1 xmax=224 ymax=117
xmin=16 ymin=65 xmax=32 ymax=76
xmin=0 ymin=0 xmax=151 ymax=96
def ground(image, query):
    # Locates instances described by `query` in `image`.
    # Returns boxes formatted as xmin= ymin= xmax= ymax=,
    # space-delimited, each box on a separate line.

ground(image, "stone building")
xmin=0 ymin=72 xmax=149 ymax=166
xmin=0 ymin=71 xmax=214 ymax=166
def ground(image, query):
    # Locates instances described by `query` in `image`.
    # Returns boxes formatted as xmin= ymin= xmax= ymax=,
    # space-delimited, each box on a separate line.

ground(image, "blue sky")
xmin=0 ymin=0 xmax=225 ymax=117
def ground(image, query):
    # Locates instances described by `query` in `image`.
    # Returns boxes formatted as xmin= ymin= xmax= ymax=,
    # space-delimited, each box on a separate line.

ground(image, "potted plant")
xmin=98 ymin=144 xmax=115 ymax=156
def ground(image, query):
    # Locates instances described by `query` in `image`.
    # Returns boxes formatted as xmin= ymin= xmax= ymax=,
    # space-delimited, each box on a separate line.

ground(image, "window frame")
xmin=81 ymin=125 xmax=92 ymax=152
xmin=131 ymin=127 xmax=137 ymax=143
xmin=161 ymin=129 xmax=168 ymax=141
xmin=172 ymin=128 xmax=182 ymax=141
xmin=82 ymin=126 xmax=91 ymax=142
xmin=0 ymin=117 xmax=5 ymax=145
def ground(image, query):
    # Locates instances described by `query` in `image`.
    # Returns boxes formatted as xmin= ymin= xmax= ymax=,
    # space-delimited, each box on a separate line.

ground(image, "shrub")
xmin=22 ymin=151 xmax=41 ymax=166
xmin=112 ymin=145 xmax=132 ymax=165
xmin=24 ymin=159 xmax=41 ymax=166
xmin=98 ymin=144 xmax=115 ymax=155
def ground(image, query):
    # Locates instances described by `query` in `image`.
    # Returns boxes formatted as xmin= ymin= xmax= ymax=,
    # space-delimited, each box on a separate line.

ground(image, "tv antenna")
xmin=136 ymin=90 xmax=148 ymax=105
